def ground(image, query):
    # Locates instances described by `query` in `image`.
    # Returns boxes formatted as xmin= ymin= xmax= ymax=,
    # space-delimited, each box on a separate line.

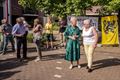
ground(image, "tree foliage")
xmin=18 ymin=0 xmax=120 ymax=16
xmin=93 ymin=0 xmax=120 ymax=15
xmin=104 ymin=0 xmax=120 ymax=13
xmin=18 ymin=0 xmax=94 ymax=17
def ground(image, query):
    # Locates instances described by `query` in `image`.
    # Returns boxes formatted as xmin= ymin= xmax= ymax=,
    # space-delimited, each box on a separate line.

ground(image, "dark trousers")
xmin=16 ymin=37 xmax=27 ymax=59
xmin=35 ymin=39 xmax=42 ymax=59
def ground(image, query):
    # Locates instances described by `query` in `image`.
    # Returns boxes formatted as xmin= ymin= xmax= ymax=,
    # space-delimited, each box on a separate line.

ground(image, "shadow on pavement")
xmin=0 ymin=56 xmax=38 ymax=72
xmin=96 ymin=50 xmax=120 ymax=54
xmin=41 ymin=53 xmax=65 ymax=61
xmin=93 ymin=58 xmax=120 ymax=70
xmin=81 ymin=58 xmax=120 ymax=71
xmin=26 ymin=47 xmax=62 ymax=53
xmin=0 ymin=58 xmax=28 ymax=71
xmin=0 ymin=71 xmax=20 ymax=80
xmin=0 ymin=56 xmax=37 ymax=80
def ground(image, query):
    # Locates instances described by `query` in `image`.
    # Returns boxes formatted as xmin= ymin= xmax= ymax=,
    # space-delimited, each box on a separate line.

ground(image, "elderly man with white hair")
xmin=64 ymin=17 xmax=81 ymax=69
xmin=82 ymin=19 xmax=98 ymax=72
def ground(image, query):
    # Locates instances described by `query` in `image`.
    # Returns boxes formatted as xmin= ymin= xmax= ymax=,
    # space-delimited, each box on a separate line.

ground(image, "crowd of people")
xmin=0 ymin=16 xmax=98 ymax=73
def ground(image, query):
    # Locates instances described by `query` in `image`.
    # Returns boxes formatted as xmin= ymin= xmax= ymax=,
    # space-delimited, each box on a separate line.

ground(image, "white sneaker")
xmin=34 ymin=57 xmax=41 ymax=62
xmin=69 ymin=65 xmax=73 ymax=69
xmin=78 ymin=65 xmax=81 ymax=69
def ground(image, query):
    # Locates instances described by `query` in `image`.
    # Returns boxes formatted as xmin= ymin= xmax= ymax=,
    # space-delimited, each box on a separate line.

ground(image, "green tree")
xmin=18 ymin=0 xmax=120 ymax=16
xmin=104 ymin=0 xmax=120 ymax=13
xmin=18 ymin=0 xmax=94 ymax=17
xmin=92 ymin=0 xmax=120 ymax=15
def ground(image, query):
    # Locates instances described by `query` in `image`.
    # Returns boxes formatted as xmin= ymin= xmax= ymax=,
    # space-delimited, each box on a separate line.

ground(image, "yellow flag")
xmin=101 ymin=16 xmax=119 ymax=45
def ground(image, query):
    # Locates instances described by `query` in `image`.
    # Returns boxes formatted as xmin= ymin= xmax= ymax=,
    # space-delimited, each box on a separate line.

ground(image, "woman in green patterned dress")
xmin=64 ymin=17 xmax=81 ymax=69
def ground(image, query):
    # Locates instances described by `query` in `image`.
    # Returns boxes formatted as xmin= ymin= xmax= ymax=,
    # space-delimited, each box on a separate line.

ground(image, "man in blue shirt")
xmin=12 ymin=18 xmax=27 ymax=60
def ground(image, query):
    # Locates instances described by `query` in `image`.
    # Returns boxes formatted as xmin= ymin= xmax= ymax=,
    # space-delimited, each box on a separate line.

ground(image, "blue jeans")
xmin=2 ymin=35 xmax=15 ymax=53
xmin=0 ymin=33 xmax=4 ymax=51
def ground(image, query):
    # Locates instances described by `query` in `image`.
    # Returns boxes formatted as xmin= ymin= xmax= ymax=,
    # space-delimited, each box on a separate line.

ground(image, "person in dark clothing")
xmin=1 ymin=19 xmax=15 ymax=54
xmin=59 ymin=18 xmax=67 ymax=46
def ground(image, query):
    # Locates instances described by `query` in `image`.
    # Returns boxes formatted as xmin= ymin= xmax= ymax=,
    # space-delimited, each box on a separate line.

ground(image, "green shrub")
xmin=27 ymin=33 xmax=33 ymax=43
xmin=27 ymin=33 xmax=47 ymax=45
xmin=52 ymin=22 xmax=59 ymax=31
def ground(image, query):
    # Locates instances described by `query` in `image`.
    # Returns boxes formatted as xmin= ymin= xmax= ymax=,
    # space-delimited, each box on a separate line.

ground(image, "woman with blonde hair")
xmin=44 ymin=17 xmax=53 ymax=49
xmin=32 ymin=18 xmax=43 ymax=62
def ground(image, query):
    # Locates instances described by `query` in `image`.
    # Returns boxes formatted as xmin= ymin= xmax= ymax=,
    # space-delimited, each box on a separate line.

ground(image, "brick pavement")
xmin=0 ymin=46 xmax=120 ymax=80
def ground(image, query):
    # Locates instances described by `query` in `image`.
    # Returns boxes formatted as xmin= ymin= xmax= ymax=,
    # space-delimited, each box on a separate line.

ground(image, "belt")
xmin=16 ymin=36 xmax=25 ymax=38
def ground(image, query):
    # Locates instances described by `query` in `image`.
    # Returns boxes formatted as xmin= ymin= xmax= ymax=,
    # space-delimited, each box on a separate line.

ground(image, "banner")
xmin=67 ymin=16 xmax=99 ymax=31
xmin=101 ymin=16 xmax=119 ymax=45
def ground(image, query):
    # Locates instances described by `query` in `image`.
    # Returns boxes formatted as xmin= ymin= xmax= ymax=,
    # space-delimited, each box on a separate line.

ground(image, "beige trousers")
xmin=84 ymin=44 xmax=95 ymax=68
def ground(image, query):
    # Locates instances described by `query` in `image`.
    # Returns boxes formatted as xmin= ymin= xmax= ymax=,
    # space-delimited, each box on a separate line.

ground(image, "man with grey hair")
xmin=64 ymin=16 xmax=81 ymax=69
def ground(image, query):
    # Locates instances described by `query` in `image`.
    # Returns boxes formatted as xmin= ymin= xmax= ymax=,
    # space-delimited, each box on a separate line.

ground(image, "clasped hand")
xmin=70 ymin=35 xmax=78 ymax=40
